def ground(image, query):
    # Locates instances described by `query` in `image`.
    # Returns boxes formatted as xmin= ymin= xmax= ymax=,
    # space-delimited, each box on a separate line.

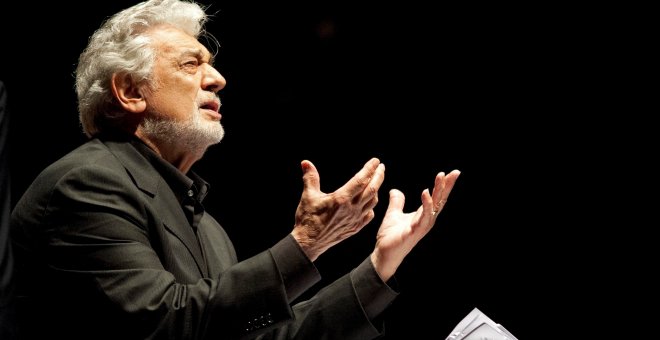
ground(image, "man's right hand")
xmin=291 ymin=158 xmax=385 ymax=261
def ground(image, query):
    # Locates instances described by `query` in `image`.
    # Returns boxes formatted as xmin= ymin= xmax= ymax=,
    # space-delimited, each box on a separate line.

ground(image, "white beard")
xmin=141 ymin=107 xmax=225 ymax=152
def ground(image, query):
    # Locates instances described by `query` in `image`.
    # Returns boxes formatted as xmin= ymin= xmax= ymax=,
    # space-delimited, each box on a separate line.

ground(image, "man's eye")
xmin=183 ymin=60 xmax=199 ymax=68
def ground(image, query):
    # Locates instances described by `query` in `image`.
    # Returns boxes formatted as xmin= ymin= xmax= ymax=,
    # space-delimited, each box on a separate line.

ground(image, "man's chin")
xmin=202 ymin=125 xmax=225 ymax=147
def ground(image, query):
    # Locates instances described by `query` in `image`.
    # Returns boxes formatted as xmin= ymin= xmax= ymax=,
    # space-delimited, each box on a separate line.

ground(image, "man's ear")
xmin=111 ymin=73 xmax=147 ymax=113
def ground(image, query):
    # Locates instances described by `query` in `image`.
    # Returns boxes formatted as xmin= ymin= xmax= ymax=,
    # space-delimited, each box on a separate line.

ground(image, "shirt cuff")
xmin=269 ymin=234 xmax=321 ymax=302
xmin=351 ymin=256 xmax=400 ymax=320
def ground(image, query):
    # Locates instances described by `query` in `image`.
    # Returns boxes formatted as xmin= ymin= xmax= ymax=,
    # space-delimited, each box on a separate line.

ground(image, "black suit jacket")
xmin=11 ymin=137 xmax=391 ymax=340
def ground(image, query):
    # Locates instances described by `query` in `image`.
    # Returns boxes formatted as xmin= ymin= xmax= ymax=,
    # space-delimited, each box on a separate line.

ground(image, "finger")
xmin=361 ymin=194 xmax=378 ymax=212
xmin=432 ymin=169 xmax=461 ymax=212
xmin=421 ymin=188 xmax=435 ymax=218
xmin=431 ymin=172 xmax=446 ymax=212
xmin=300 ymin=160 xmax=321 ymax=193
xmin=431 ymin=172 xmax=445 ymax=204
xmin=337 ymin=157 xmax=381 ymax=197
xmin=356 ymin=163 xmax=385 ymax=204
xmin=385 ymin=189 xmax=405 ymax=216
xmin=369 ymin=163 xmax=386 ymax=195
xmin=441 ymin=170 xmax=461 ymax=200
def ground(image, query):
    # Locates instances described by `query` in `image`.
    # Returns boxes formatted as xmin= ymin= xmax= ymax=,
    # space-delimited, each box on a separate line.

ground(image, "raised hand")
xmin=291 ymin=158 xmax=386 ymax=261
xmin=370 ymin=170 xmax=461 ymax=281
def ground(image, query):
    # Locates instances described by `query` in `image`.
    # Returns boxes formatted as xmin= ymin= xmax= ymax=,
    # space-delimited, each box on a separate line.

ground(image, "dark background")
xmin=1 ymin=1 xmax=648 ymax=339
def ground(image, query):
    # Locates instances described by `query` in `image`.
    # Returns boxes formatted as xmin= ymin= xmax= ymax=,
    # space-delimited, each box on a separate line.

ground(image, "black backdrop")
xmin=2 ymin=1 xmax=640 ymax=339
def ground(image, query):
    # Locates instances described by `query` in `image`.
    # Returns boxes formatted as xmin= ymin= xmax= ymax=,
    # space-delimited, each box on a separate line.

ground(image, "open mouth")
xmin=200 ymin=100 xmax=220 ymax=112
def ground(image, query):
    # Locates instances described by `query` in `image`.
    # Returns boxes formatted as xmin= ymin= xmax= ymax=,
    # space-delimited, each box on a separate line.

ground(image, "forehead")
xmin=146 ymin=25 xmax=210 ymax=58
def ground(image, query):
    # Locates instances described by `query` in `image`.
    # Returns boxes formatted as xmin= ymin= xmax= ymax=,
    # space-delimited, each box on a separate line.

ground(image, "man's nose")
xmin=202 ymin=64 xmax=226 ymax=93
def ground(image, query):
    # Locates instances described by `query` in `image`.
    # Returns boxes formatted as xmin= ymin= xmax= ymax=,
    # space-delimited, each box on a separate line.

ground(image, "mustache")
xmin=197 ymin=92 xmax=222 ymax=110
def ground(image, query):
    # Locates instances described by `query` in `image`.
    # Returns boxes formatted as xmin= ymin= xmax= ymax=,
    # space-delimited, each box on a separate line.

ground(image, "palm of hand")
xmin=371 ymin=170 xmax=461 ymax=280
xmin=376 ymin=202 xmax=427 ymax=261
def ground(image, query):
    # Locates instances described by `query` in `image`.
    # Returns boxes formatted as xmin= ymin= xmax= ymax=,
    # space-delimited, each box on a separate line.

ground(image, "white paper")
xmin=446 ymin=307 xmax=518 ymax=340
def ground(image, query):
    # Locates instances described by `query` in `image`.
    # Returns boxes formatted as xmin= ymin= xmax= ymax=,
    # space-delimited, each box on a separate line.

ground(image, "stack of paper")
xmin=445 ymin=307 xmax=518 ymax=340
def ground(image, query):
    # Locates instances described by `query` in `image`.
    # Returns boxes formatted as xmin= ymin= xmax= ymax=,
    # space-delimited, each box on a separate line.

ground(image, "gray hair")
xmin=75 ymin=0 xmax=210 ymax=137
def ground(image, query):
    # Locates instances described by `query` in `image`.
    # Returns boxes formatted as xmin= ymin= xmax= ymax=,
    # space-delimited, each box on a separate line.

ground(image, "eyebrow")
xmin=180 ymin=48 xmax=215 ymax=66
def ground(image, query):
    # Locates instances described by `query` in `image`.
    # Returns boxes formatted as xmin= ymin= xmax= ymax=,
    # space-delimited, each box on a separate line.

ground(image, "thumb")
xmin=301 ymin=160 xmax=321 ymax=192
xmin=386 ymin=189 xmax=405 ymax=215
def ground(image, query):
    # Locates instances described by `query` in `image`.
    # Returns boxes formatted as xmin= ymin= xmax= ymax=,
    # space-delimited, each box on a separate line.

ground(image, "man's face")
xmin=142 ymin=25 xmax=226 ymax=149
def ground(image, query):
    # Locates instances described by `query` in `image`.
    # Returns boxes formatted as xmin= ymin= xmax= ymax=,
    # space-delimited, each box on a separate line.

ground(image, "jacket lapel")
xmin=154 ymin=186 xmax=209 ymax=277
xmin=104 ymin=139 xmax=208 ymax=277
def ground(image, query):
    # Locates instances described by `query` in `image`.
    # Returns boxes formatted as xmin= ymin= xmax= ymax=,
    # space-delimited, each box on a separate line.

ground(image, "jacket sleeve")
xmin=243 ymin=238 xmax=399 ymax=340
